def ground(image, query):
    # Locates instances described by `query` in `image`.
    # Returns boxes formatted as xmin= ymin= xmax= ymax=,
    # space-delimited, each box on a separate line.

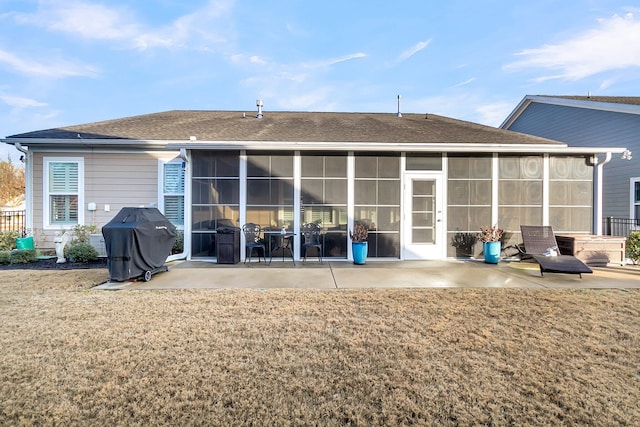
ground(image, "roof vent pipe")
xmin=396 ymin=95 xmax=402 ymax=118
xmin=256 ymin=99 xmax=264 ymax=119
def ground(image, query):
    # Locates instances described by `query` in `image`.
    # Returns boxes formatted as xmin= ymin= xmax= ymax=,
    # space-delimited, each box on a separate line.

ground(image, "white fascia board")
xmin=500 ymin=95 xmax=532 ymax=129
xmin=3 ymin=137 xmax=626 ymax=155
xmin=501 ymin=95 xmax=640 ymax=129
xmin=167 ymin=140 xmax=627 ymax=155
xmin=0 ymin=138 xmax=169 ymax=149
xmin=526 ymin=95 xmax=640 ymax=115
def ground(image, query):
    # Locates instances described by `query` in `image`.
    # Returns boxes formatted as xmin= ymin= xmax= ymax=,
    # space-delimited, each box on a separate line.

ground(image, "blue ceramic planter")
xmin=483 ymin=241 xmax=501 ymax=264
xmin=352 ymin=242 xmax=368 ymax=265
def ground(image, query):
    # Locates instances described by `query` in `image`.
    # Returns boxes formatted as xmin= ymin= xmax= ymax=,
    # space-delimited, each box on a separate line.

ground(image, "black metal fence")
xmin=603 ymin=217 xmax=639 ymax=238
xmin=0 ymin=210 xmax=26 ymax=234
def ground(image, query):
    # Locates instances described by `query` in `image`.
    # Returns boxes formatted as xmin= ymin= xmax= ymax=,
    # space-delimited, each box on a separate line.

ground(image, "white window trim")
xmin=43 ymin=157 xmax=85 ymax=230
xmin=158 ymin=158 xmax=185 ymax=229
xmin=631 ymin=177 xmax=640 ymax=220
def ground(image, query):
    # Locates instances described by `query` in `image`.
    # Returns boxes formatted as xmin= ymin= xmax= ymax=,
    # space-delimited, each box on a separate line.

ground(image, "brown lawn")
xmin=1 ymin=269 xmax=639 ymax=426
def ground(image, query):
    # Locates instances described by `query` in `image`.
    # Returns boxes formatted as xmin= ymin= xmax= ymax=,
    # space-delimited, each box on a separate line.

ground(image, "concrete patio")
xmin=96 ymin=259 xmax=640 ymax=290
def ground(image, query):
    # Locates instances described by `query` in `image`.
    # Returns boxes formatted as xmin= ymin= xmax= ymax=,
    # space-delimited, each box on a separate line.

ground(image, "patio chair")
xmin=519 ymin=225 xmax=592 ymax=278
xmin=301 ymin=223 xmax=323 ymax=263
xmin=242 ymin=223 xmax=266 ymax=265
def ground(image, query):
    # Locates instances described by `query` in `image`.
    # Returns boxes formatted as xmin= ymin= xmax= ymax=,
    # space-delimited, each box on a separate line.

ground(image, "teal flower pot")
xmin=352 ymin=242 xmax=368 ymax=265
xmin=483 ymin=241 xmax=501 ymax=264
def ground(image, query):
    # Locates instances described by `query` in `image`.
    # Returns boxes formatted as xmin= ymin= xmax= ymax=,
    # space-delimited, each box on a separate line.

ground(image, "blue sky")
xmin=1 ymin=0 xmax=639 ymax=161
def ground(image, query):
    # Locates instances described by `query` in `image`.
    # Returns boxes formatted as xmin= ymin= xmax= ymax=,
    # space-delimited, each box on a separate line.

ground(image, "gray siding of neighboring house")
xmin=508 ymin=102 xmax=640 ymax=219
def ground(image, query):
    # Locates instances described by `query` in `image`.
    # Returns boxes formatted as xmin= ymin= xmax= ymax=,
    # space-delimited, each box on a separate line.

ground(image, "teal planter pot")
xmin=483 ymin=241 xmax=501 ymax=264
xmin=352 ymin=242 xmax=368 ymax=265
xmin=16 ymin=236 xmax=35 ymax=250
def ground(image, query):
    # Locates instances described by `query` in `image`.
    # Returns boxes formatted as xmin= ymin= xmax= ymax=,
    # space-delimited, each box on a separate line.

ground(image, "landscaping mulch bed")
xmin=0 ymin=271 xmax=639 ymax=425
xmin=0 ymin=257 xmax=108 ymax=270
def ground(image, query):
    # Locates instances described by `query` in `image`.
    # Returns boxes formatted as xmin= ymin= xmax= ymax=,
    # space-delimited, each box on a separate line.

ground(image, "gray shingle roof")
xmin=6 ymin=110 xmax=562 ymax=146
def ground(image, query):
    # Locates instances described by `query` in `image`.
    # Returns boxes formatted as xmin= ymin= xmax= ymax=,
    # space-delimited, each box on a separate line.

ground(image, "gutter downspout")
xmin=594 ymin=152 xmax=612 ymax=235
xmin=14 ymin=143 xmax=32 ymax=235
xmin=166 ymin=148 xmax=190 ymax=262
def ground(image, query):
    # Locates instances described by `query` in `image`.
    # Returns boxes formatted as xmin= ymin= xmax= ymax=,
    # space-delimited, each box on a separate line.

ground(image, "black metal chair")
xmin=520 ymin=225 xmax=592 ymax=278
xmin=242 ymin=223 xmax=266 ymax=265
xmin=301 ymin=223 xmax=323 ymax=263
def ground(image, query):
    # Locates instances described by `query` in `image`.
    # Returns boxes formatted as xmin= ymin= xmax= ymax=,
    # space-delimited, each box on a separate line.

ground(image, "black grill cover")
xmin=102 ymin=207 xmax=177 ymax=281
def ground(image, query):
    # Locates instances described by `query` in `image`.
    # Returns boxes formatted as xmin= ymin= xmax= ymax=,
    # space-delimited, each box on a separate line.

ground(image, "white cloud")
xmin=325 ymin=53 xmax=367 ymax=66
xmin=249 ymin=56 xmax=267 ymax=65
xmin=11 ymin=0 xmax=234 ymax=51
xmin=238 ymin=52 xmax=368 ymax=109
xmin=12 ymin=0 xmax=140 ymax=41
xmin=133 ymin=0 xmax=233 ymax=50
xmin=475 ymin=102 xmax=514 ymax=127
xmin=297 ymin=53 xmax=367 ymax=70
xmin=0 ymin=48 xmax=98 ymax=78
xmin=397 ymin=39 xmax=432 ymax=62
xmin=402 ymin=93 xmax=514 ymax=127
xmin=0 ymin=94 xmax=47 ymax=109
xmin=453 ymin=77 xmax=476 ymax=88
xmin=273 ymin=87 xmax=337 ymax=110
xmin=599 ymin=79 xmax=615 ymax=90
xmin=504 ymin=13 xmax=640 ymax=81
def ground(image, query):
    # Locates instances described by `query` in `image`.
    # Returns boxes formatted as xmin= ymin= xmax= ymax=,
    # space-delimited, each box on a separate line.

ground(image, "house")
xmin=1 ymin=105 xmax=627 ymax=261
xmin=501 ymin=95 xmax=639 ymax=233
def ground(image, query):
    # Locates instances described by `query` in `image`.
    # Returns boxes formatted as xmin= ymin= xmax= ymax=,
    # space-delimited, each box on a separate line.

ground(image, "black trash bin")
xmin=216 ymin=227 xmax=240 ymax=264
xmin=102 ymin=207 xmax=177 ymax=281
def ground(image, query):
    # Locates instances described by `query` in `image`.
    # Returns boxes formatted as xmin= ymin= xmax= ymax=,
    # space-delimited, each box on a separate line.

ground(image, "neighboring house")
xmin=501 ymin=95 xmax=639 ymax=231
xmin=1 ymin=106 xmax=627 ymax=261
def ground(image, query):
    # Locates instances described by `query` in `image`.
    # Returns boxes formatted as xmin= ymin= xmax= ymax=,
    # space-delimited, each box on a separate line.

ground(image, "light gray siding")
xmin=31 ymin=151 xmax=180 ymax=249
xmin=508 ymin=102 xmax=640 ymax=218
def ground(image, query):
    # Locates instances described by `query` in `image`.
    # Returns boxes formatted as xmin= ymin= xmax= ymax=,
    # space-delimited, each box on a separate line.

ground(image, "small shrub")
xmin=0 ymin=251 xmax=10 ymax=264
xmin=0 ymin=230 xmax=20 ymax=251
xmin=626 ymin=231 xmax=640 ymax=265
xmin=65 ymin=242 xmax=99 ymax=263
xmin=172 ymin=230 xmax=184 ymax=254
xmin=10 ymin=249 xmax=37 ymax=264
xmin=72 ymin=224 xmax=100 ymax=244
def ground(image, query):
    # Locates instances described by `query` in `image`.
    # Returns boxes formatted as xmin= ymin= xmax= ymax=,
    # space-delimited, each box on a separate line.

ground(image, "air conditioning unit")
xmin=89 ymin=233 xmax=107 ymax=257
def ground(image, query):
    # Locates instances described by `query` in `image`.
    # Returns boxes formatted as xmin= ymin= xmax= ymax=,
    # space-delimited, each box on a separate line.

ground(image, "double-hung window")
xmin=44 ymin=157 xmax=84 ymax=228
xmin=160 ymin=160 xmax=185 ymax=227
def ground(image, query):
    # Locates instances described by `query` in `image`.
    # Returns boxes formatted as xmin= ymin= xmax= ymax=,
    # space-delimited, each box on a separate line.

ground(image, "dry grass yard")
xmin=1 ymin=269 xmax=639 ymax=426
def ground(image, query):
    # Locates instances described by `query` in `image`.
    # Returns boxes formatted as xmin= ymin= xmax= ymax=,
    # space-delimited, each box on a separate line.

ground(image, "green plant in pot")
xmin=451 ymin=232 xmax=478 ymax=258
xmin=349 ymin=223 xmax=369 ymax=265
xmin=478 ymin=224 xmax=504 ymax=264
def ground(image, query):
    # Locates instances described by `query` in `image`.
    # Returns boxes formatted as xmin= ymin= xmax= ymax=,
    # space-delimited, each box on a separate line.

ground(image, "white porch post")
xmin=593 ymin=152 xmax=612 ymax=235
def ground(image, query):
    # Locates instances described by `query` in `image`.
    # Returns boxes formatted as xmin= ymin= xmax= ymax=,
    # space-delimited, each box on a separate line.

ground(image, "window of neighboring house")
xmin=160 ymin=160 xmax=185 ymax=227
xmin=632 ymin=178 xmax=640 ymax=222
xmin=43 ymin=157 xmax=84 ymax=228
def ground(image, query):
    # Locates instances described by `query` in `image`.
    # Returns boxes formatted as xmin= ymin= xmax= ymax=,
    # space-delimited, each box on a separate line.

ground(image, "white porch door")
xmin=402 ymin=172 xmax=445 ymax=259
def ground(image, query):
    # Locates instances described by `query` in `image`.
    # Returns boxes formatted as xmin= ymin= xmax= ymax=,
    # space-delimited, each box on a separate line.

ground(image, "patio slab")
xmin=95 ymin=259 xmax=640 ymax=291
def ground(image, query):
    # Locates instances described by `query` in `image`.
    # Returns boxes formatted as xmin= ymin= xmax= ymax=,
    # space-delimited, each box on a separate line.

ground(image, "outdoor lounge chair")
xmin=520 ymin=225 xmax=593 ymax=278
